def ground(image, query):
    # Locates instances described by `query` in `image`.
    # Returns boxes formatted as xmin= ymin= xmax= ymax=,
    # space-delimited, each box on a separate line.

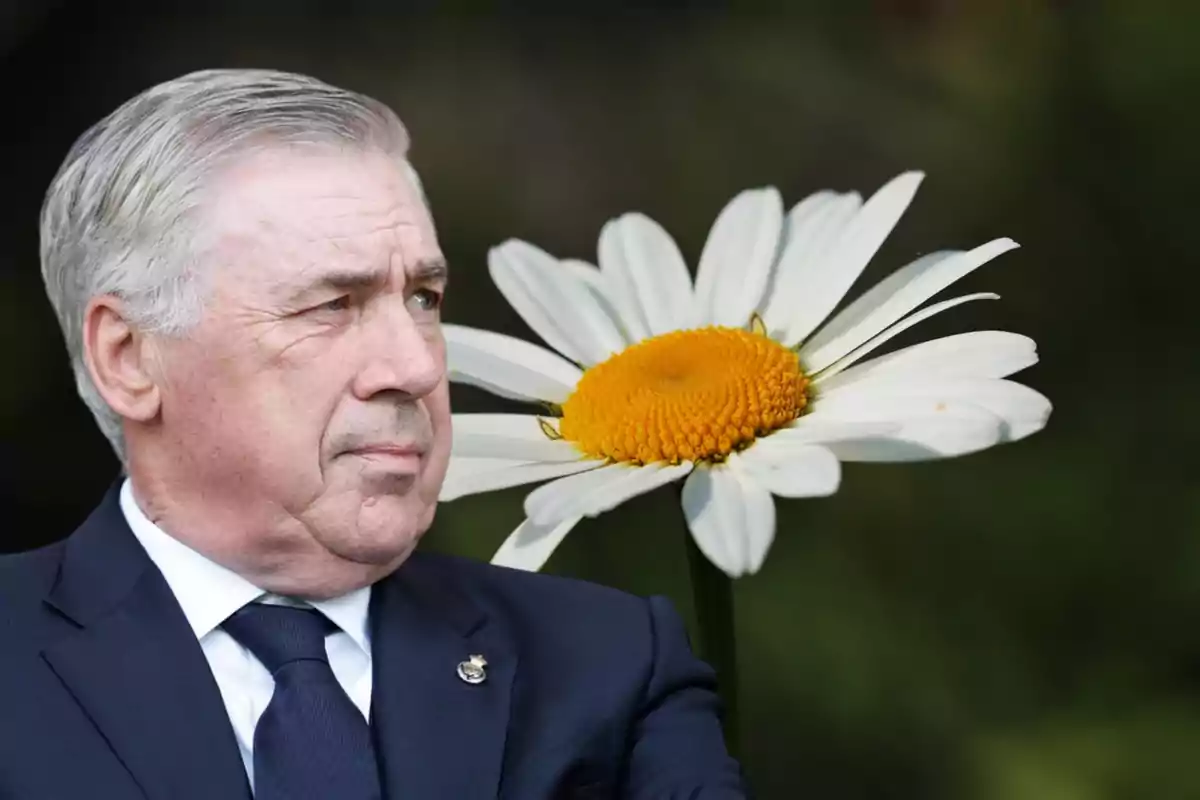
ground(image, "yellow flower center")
xmin=557 ymin=326 xmax=809 ymax=465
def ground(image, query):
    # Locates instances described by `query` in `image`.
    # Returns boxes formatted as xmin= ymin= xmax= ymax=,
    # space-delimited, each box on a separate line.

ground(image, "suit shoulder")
xmin=412 ymin=550 xmax=652 ymax=629
xmin=409 ymin=551 xmax=664 ymax=702
xmin=0 ymin=541 xmax=66 ymax=644
xmin=0 ymin=541 xmax=64 ymax=602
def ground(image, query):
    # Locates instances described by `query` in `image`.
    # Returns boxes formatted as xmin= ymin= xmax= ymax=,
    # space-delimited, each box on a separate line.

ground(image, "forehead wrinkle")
xmin=228 ymin=177 xmax=410 ymax=230
xmin=272 ymin=233 xmax=441 ymax=304
xmin=207 ymin=173 xmax=436 ymax=301
xmin=262 ymin=211 xmax=404 ymax=266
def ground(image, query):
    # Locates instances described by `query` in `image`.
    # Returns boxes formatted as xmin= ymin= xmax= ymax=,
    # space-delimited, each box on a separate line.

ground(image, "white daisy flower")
xmin=441 ymin=171 xmax=1051 ymax=577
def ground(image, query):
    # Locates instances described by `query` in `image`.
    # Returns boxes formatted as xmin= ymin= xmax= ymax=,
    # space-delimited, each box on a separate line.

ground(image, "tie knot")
xmin=222 ymin=604 xmax=336 ymax=674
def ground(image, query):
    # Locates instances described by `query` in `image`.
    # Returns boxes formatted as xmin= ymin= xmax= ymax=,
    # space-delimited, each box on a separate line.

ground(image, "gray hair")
xmin=39 ymin=68 xmax=424 ymax=465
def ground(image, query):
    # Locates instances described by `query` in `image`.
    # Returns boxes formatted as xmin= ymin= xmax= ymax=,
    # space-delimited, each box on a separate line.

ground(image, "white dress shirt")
xmin=119 ymin=479 xmax=374 ymax=793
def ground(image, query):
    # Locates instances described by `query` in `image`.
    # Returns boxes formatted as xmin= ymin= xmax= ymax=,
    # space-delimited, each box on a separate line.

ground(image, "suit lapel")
xmin=41 ymin=486 xmax=252 ymax=800
xmin=370 ymin=553 xmax=517 ymax=799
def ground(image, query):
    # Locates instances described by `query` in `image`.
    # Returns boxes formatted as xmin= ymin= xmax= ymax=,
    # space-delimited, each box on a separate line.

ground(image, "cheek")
xmin=161 ymin=349 xmax=241 ymax=436
xmin=164 ymin=347 xmax=336 ymax=470
xmin=254 ymin=369 xmax=347 ymax=463
xmin=160 ymin=371 xmax=269 ymax=483
xmin=424 ymin=381 xmax=453 ymax=478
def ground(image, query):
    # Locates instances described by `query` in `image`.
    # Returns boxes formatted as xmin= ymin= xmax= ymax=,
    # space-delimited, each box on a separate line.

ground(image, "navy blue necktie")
xmin=222 ymin=604 xmax=382 ymax=800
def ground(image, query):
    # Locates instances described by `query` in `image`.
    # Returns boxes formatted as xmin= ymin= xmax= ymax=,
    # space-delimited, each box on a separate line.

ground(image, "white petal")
xmin=490 ymin=514 xmax=583 ymax=572
xmin=452 ymin=414 xmax=584 ymax=462
xmin=816 ymin=330 xmax=1038 ymax=393
xmin=800 ymin=238 xmax=1018 ymax=372
xmin=760 ymin=191 xmax=861 ymax=338
xmin=812 ymin=292 xmax=1000 ymax=380
xmin=506 ymin=242 xmax=628 ymax=362
xmin=680 ymin=466 xmax=740 ymax=576
xmin=451 ymin=413 xmax=560 ymax=437
xmin=768 ymin=418 xmax=902 ymax=445
xmin=930 ymin=379 xmax=1052 ymax=441
xmin=489 ymin=240 xmax=626 ymax=365
xmin=780 ymin=190 xmax=841 ymax=241
xmin=736 ymin=442 xmax=841 ymax=498
xmin=487 ymin=241 xmax=584 ymax=363
xmin=727 ymin=457 xmax=778 ymax=575
xmin=524 ymin=460 xmax=694 ymax=527
xmin=439 ymin=457 xmax=604 ymax=501
xmin=809 ymin=391 xmax=1004 ymax=461
xmin=441 ymin=455 xmax=536 ymax=482
xmin=798 ymin=250 xmax=956 ymax=359
xmin=968 ymin=380 xmax=1051 ymax=441
xmin=692 ymin=188 xmax=785 ymax=327
xmin=598 ymin=213 xmax=696 ymax=336
xmin=577 ymin=253 xmax=651 ymax=344
xmin=822 ymin=377 xmax=1051 ymax=443
xmin=444 ymin=324 xmax=582 ymax=404
xmin=681 ymin=463 xmax=777 ymax=578
xmin=560 ymin=259 xmax=637 ymax=346
xmin=779 ymin=172 xmax=925 ymax=346
xmin=558 ymin=258 xmax=606 ymax=291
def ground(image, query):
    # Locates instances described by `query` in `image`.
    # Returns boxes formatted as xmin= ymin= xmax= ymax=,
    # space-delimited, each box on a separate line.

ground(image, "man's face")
xmin=147 ymin=148 xmax=451 ymax=592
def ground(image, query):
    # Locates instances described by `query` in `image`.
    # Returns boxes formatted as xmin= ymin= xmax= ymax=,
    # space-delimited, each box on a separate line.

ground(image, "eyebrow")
xmin=411 ymin=257 xmax=449 ymax=284
xmin=285 ymin=257 xmax=448 ymax=304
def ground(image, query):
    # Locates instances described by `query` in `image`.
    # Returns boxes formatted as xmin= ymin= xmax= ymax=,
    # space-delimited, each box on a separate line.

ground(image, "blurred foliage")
xmin=2 ymin=1 xmax=1198 ymax=797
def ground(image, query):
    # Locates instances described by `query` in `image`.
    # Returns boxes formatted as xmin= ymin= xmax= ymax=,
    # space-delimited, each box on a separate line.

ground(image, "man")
xmin=0 ymin=69 xmax=747 ymax=798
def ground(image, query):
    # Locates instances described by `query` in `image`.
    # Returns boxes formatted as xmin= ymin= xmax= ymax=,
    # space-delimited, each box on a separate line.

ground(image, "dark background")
xmin=2 ymin=1 xmax=1197 ymax=797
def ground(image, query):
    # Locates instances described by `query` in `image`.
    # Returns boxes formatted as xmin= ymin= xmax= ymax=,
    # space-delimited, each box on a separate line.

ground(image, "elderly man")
xmin=0 ymin=69 xmax=746 ymax=798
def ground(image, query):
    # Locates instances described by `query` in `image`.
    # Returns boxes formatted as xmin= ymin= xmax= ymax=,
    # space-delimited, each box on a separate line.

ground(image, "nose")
xmin=351 ymin=302 xmax=444 ymax=401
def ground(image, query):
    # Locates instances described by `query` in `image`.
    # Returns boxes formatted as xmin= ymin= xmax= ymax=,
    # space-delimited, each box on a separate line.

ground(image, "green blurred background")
xmin=2 ymin=1 xmax=1197 ymax=797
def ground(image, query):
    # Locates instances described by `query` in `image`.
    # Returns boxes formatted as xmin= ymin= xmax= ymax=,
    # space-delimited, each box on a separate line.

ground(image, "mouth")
xmin=352 ymin=443 xmax=425 ymax=456
xmin=344 ymin=443 xmax=426 ymax=473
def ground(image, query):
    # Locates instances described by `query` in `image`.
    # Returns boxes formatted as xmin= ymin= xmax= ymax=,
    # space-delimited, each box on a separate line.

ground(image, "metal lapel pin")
xmin=456 ymin=654 xmax=488 ymax=685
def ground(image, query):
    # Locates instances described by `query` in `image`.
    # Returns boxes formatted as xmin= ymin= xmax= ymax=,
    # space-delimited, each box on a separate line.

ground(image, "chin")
xmin=330 ymin=534 xmax=418 ymax=570
xmin=340 ymin=493 xmax=433 ymax=562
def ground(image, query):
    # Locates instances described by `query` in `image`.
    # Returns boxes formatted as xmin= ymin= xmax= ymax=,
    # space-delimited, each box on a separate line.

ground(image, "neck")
xmin=124 ymin=456 xmax=392 ymax=601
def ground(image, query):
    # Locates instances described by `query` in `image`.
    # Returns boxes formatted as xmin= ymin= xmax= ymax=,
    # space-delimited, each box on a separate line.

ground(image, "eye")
xmin=315 ymin=295 xmax=352 ymax=313
xmin=409 ymin=288 xmax=443 ymax=312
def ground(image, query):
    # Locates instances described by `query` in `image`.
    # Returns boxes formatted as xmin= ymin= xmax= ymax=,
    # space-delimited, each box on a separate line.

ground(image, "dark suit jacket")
xmin=0 ymin=485 xmax=747 ymax=798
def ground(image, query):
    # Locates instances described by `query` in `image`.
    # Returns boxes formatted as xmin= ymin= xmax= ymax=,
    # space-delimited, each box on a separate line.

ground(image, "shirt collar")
xmin=119 ymin=479 xmax=371 ymax=653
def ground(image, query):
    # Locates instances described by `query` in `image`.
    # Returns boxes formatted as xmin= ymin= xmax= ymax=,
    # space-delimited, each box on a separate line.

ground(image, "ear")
xmin=82 ymin=296 xmax=161 ymax=423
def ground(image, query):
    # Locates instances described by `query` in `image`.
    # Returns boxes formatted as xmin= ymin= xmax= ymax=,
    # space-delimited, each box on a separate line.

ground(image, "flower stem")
xmin=683 ymin=528 xmax=741 ymax=760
